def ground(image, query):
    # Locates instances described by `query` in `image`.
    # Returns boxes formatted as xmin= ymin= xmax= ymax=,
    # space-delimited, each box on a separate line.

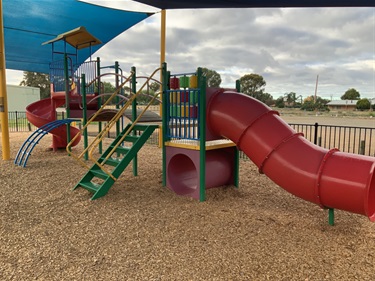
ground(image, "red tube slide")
xmin=207 ymin=90 xmax=375 ymax=221
xmin=26 ymin=92 xmax=81 ymax=150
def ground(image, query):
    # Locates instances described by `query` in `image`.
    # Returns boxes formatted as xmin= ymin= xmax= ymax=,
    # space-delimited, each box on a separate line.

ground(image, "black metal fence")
xmin=5 ymin=111 xmax=375 ymax=157
xmin=6 ymin=111 xmax=66 ymax=132
xmin=289 ymin=123 xmax=375 ymax=157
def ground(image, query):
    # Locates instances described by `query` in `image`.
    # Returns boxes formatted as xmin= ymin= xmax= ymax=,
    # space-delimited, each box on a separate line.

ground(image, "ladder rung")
xmin=79 ymin=181 xmax=100 ymax=193
xmin=124 ymin=135 xmax=139 ymax=142
xmin=102 ymin=158 xmax=120 ymax=167
xmin=91 ymin=169 xmax=110 ymax=180
xmin=115 ymin=146 xmax=130 ymax=155
xmin=132 ymin=124 xmax=149 ymax=131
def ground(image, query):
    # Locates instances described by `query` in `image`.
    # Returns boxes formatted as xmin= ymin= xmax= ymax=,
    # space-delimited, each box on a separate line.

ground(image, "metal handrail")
xmin=66 ymin=71 xmax=135 ymax=168
xmin=86 ymin=68 xmax=162 ymax=179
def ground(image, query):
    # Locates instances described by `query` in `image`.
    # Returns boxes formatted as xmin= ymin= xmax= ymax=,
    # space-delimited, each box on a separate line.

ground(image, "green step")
xmin=79 ymin=181 xmax=101 ymax=193
xmin=124 ymin=135 xmax=139 ymax=142
xmin=74 ymin=123 xmax=159 ymax=200
xmin=114 ymin=146 xmax=130 ymax=155
xmin=133 ymin=124 xmax=150 ymax=131
xmin=90 ymin=168 xmax=110 ymax=180
xmin=101 ymin=157 xmax=120 ymax=167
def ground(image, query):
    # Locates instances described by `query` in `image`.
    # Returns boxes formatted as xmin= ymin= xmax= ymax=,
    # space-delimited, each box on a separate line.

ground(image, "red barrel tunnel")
xmin=166 ymin=146 xmax=235 ymax=200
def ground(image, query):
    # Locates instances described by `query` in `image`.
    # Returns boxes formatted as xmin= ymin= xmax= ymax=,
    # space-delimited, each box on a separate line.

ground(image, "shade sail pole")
xmin=159 ymin=9 xmax=166 ymax=147
xmin=0 ymin=0 xmax=10 ymax=160
xmin=160 ymin=9 xmax=166 ymax=93
xmin=160 ymin=9 xmax=166 ymax=66
xmin=159 ymin=10 xmax=166 ymax=115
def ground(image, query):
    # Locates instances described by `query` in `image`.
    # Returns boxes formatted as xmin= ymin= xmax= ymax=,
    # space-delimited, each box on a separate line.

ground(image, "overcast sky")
xmin=6 ymin=1 xmax=375 ymax=100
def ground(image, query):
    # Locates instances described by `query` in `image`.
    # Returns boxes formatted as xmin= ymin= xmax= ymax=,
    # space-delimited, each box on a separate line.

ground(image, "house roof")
xmin=327 ymin=100 xmax=358 ymax=106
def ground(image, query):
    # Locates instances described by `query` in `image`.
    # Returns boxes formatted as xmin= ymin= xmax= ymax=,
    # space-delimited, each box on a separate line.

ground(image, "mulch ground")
xmin=1 ymin=132 xmax=375 ymax=280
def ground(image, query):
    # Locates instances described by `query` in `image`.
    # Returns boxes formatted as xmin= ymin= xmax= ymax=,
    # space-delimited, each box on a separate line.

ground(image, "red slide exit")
xmin=207 ymin=90 xmax=375 ymax=221
xmin=26 ymin=92 xmax=81 ymax=150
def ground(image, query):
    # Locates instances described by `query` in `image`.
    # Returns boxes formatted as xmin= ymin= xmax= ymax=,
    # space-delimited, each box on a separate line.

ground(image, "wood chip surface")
xmin=1 ymin=132 xmax=374 ymax=280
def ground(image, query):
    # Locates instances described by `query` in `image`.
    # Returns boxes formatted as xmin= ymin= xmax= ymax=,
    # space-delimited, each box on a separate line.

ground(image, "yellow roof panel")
xmin=42 ymin=26 xmax=102 ymax=49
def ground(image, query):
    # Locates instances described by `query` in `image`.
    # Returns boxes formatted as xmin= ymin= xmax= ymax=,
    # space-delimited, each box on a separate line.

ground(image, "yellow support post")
xmin=159 ymin=9 xmax=166 ymax=148
xmin=0 ymin=0 xmax=10 ymax=160
xmin=160 ymin=10 xmax=166 ymax=68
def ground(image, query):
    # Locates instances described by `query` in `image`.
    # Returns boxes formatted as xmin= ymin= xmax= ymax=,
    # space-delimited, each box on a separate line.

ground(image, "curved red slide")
xmin=26 ymin=92 xmax=81 ymax=150
xmin=207 ymin=89 xmax=375 ymax=221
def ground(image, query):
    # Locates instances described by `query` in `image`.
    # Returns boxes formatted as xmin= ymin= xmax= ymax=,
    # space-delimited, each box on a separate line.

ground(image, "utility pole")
xmin=314 ymin=74 xmax=319 ymax=103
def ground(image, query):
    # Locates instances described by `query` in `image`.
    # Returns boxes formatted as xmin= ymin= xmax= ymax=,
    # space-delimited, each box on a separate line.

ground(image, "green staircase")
xmin=73 ymin=123 xmax=158 ymax=200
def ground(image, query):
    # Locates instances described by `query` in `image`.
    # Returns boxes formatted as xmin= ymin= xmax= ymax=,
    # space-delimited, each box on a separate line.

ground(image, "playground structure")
xmin=162 ymin=68 xmax=239 ymax=201
xmin=13 ymin=26 xmax=375 ymax=225
xmin=15 ymin=27 xmax=161 ymax=201
xmin=160 ymin=64 xmax=375 ymax=224
xmin=15 ymin=27 xmax=159 ymax=165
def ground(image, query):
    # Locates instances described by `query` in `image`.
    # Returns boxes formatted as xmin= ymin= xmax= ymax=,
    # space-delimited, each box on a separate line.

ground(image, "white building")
xmin=6 ymin=85 xmax=40 ymax=112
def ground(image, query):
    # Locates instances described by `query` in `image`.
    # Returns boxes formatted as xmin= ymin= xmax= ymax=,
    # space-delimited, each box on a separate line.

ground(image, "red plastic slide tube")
xmin=207 ymin=90 xmax=375 ymax=221
xmin=26 ymin=96 xmax=81 ymax=150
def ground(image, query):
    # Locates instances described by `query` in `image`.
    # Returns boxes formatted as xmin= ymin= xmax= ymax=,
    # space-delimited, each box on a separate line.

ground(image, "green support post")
xmin=234 ymin=79 xmax=241 ymax=188
xmin=161 ymin=62 xmax=168 ymax=186
xmin=64 ymin=54 xmax=71 ymax=150
xmin=328 ymin=208 xmax=335 ymax=226
xmin=81 ymin=74 xmax=88 ymax=160
xmin=234 ymin=149 xmax=240 ymax=188
xmin=131 ymin=66 xmax=138 ymax=176
xmin=197 ymin=67 xmax=206 ymax=202
xmin=235 ymin=79 xmax=240 ymax=92
xmin=97 ymin=57 xmax=103 ymax=154
xmin=115 ymin=61 xmax=121 ymax=137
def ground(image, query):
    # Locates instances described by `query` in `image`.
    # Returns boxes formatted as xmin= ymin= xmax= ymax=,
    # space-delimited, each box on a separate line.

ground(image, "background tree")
xmin=295 ymin=95 xmax=303 ymax=108
xmin=356 ymin=98 xmax=371 ymax=111
xmin=149 ymin=81 xmax=161 ymax=93
xmin=341 ymin=88 xmax=360 ymax=100
xmin=239 ymin=73 xmax=273 ymax=104
xmin=255 ymin=92 xmax=274 ymax=106
xmin=239 ymin=73 xmax=266 ymax=97
xmin=300 ymin=96 xmax=315 ymax=111
xmin=19 ymin=71 xmax=50 ymax=99
xmin=284 ymin=92 xmax=297 ymax=108
xmin=102 ymin=81 xmax=116 ymax=94
xmin=275 ymin=96 xmax=285 ymax=108
xmin=201 ymin=68 xmax=221 ymax=87
xmin=301 ymin=95 xmax=330 ymax=111
xmin=96 ymin=81 xmax=117 ymax=104
xmin=123 ymin=85 xmax=131 ymax=96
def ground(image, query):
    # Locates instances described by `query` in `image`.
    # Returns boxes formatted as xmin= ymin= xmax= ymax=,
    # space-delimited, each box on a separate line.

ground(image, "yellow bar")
xmin=165 ymin=139 xmax=236 ymax=151
xmin=0 ymin=0 xmax=10 ymax=160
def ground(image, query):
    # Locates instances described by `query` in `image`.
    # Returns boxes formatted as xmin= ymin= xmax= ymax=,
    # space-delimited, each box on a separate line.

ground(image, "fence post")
xmin=313 ymin=122 xmax=319 ymax=145
xmin=15 ymin=111 xmax=18 ymax=132
xmin=359 ymin=140 xmax=365 ymax=155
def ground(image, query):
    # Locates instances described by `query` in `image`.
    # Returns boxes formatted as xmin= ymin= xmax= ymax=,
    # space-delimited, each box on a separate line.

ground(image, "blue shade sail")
xmin=3 ymin=0 xmax=152 ymax=73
